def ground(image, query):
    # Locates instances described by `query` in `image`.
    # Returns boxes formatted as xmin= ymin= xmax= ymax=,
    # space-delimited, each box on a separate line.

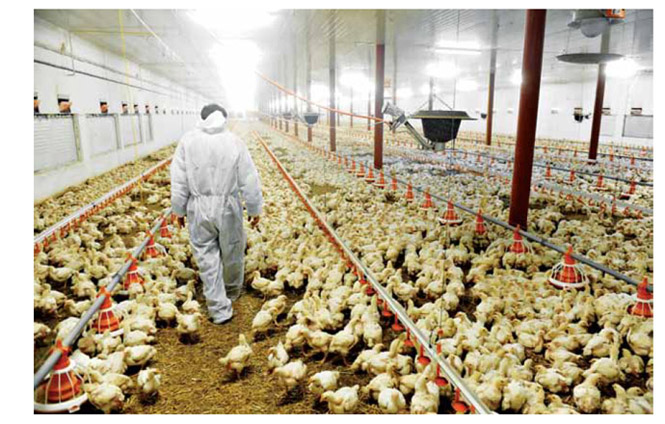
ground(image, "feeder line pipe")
xmin=445 ymin=148 xmax=652 ymax=187
xmin=34 ymin=209 xmax=172 ymax=390
xmin=458 ymin=135 xmax=653 ymax=162
xmin=253 ymin=130 xmax=492 ymax=414
xmin=277 ymin=123 xmax=651 ymax=213
xmin=269 ymin=123 xmax=650 ymax=292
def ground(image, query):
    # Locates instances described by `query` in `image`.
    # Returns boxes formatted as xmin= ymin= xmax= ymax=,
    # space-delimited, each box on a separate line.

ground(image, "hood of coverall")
xmin=196 ymin=110 xmax=227 ymax=134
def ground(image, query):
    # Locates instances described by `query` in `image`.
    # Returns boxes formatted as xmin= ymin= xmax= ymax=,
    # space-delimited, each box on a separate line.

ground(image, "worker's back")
xmin=178 ymin=112 xmax=243 ymax=199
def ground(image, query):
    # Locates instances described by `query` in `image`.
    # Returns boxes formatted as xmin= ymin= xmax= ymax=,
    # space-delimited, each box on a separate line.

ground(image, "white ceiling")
xmin=35 ymin=9 xmax=653 ymax=108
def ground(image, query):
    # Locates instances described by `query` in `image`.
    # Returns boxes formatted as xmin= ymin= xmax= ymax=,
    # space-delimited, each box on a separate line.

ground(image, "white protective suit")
xmin=170 ymin=111 xmax=263 ymax=323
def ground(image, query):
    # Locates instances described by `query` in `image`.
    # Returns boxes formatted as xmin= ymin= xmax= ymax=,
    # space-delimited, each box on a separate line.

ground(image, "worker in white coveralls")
xmin=171 ymin=104 xmax=263 ymax=324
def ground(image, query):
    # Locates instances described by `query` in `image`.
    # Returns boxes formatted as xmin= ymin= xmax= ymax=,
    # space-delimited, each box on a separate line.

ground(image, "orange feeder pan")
xmin=628 ymin=277 xmax=653 ymax=318
xmin=405 ymin=182 xmax=414 ymax=202
xmin=390 ymin=176 xmax=398 ymax=191
xmin=143 ymin=233 xmax=165 ymax=259
xmin=365 ymin=166 xmax=376 ymax=184
xmin=508 ymin=226 xmax=531 ymax=254
xmin=548 ymin=246 xmax=588 ymax=289
xmin=434 ymin=363 xmax=448 ymax=387
xmin=124 ymin=257 xmax=144 ymax=289
xmin=475 ymin=210 xmax=486 ymax=235
xmin=438 ymin=201 xmax=462 ymax=226
xmin=374 ymin=171 xmax=386 ymax=189
xmin=356 ymin=162 xmax=366 ymax=178
xmin=420 ymin=190 xmax=434 ymax=210
xmin=91 ymin=287 xmax=123 ymax=337
xmin=34 ymin=340 xmax=88 ymax=413
xmin=404 ymin=329 xmax=415 ymax=348
xmin=452 ymin=388 xmax=469 ymax=414
xmin=620 ymin=181 xmax=637 ymax=200
xmin=159 ymin=218 xmax=172 ymax=238
xmin=391 ymin=315 xmax=404 ymax=332
xmin=417 ymin=344 xmax=430 ymax=366
xmin=381 ymin=300 xmax=393 ymax=317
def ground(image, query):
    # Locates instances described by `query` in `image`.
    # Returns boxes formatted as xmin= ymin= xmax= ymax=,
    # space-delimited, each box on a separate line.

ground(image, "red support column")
xmin=329 ymin=23 xmax=337 ymax=152
xmin=508 ymin=10 xmax=547 ymax=229
xmin=486 ymin=15 xmax=498 ymax=146
xmin=367 ymin=92 xmax=371 ymax=131
xmin=374 ymin=10 xmax=386 ymax=170
xmin=306 ymin=11 xmax=313 ymax=142
xmin=350 ymin=88 xmax=354 ymax=128
xmin=589 ymin=30 xmax=610 ymax=161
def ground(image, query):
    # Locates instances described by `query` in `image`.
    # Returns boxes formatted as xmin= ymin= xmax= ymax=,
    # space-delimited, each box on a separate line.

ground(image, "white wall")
xmin=34 ymin=16 xmax=209 ymax=202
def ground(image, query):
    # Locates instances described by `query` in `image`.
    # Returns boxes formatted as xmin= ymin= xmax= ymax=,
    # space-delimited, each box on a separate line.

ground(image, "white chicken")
xmin=219 ymin=334 xmax=253 ymax=377
xmin=273 ymin=360 xmax=308 ymax=392
xmin=308 ymin=370 xmax=340 ymax=396
xmin=320 ymin=385 xmax=360 ymax=414
xmin=137 ymin=368 xmax=161 ymax=398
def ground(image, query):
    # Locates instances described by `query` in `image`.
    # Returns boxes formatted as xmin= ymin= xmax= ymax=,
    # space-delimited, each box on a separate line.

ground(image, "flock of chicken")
xmin=34 ymin=146 xmax=175 ymax=233
xmin=34 ymin=165 xmax=203 ymax=413
xmin=34 ymin=121 xmax=653 ymax=414
xmin=258 ymin=123 xmax=653 ymax=414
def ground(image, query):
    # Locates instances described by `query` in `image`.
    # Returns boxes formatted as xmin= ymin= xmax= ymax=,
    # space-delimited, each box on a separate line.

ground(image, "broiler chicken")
xmin=308 ymin=370 xmax=340 ymax=395
xmin=320 ymin=385 xmax=360 ymax=414
xmin=219 ymin=334 xmax=253 ymax=377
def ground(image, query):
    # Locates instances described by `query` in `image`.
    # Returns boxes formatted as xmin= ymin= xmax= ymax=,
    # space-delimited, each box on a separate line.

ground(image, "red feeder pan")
xmin=348 ymin=160 xmax=356 ymax=174
xmin=420 ymin=190 xmax=434 ymax=210
xmin=438 ymin=201 xmax=462 ymax=226
xmin=509 ymin=225 xmax=531 ymax=254
xmin=365 ymin=165 xmax=376 ymax=183
xmin=124 ymin=256 xmax=144 ymax=289
xmin=404 ymin=329 xmax=415 ymax=348
xmin=620 ymin=181 xmax=637 ymax=200
xmin=405 ymin=182 xmax=414 ymax=202
xmin=417 ymin=344 xmax=430 ymax=366
xmin=475 ymin=210 xmax=486 ymax=235
xmin=365 ymin=285 xmax=375 ymax=296
xmin=356 ymin=162 xmax=366 ymax=178
xmin=452 ymin=388 xmax=469 ymax=414
xmin=434 ymin=363 xmax=448 ymax=387
xmin=374 ymin=171 xmax=386 ymax=189
xmin=629 ymin=277 xmax=653 ymax=318
xmin=391 ymin=315 xmax=404 ymax=332
xmin=548 ymin=246 xmax=588 ymax=289
xmin=381 ymin=299 xmax=392 ymax=317
xmin=159 ymin=218 xmax=172 ymax=238
xmin=544 ymin=164 xmax=553 ymax=179
xmin=390 ymin=176 xmax=398 ymax=191
xmin=143 ymin=233 xmax=165 ymax=259
xmin=34 ymin=340 xmax=88 ymax=413
xmin=91 ymin=287 xmax=123 ymax=336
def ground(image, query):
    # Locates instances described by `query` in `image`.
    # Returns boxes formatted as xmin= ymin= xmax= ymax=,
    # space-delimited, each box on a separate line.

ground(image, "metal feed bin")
xmin=411 ymin=110 xmax=475 ymax=150
xmin=302 ymin=112 xmax=320 ymax=126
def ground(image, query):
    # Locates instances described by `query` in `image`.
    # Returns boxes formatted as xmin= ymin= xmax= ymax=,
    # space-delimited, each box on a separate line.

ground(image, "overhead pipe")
xmin=508 ymin=9 xmax=547 ymax=229
xmin=34 ymin=209 xmax=172 ymax=389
